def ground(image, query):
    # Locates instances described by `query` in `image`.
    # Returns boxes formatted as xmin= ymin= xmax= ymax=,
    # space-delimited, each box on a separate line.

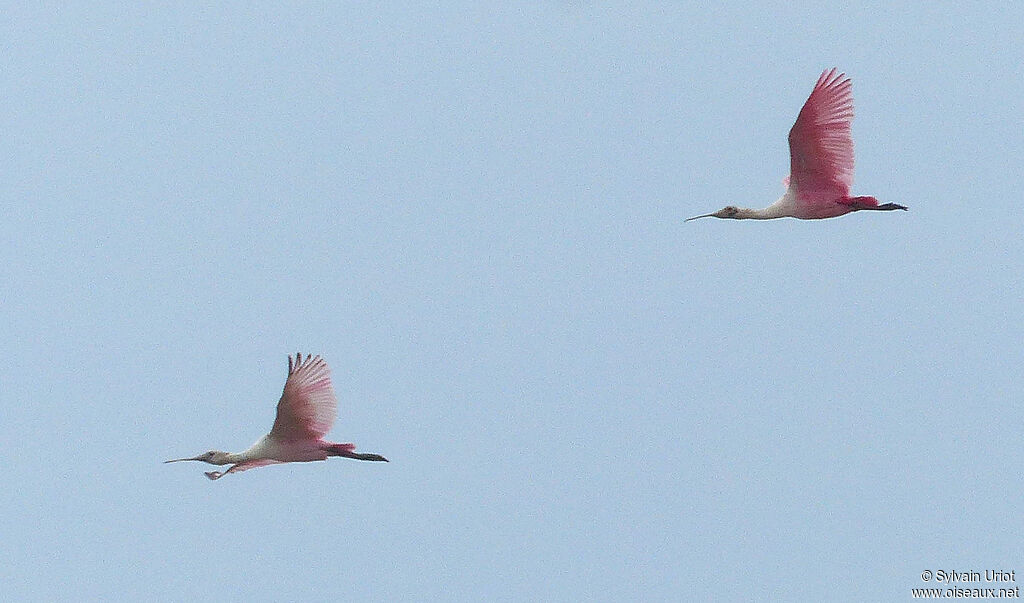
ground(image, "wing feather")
xmin=269 ymin=353 xmax=338 ymax=442
xmin=787 ymin=68 xmax=855 ymax=197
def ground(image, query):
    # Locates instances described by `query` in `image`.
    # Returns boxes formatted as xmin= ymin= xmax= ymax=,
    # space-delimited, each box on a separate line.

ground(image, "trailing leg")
xmin=326 ymin=442 xmax=389 ymax=462
xmin=841 ymin=196 xmax=908 ymax=211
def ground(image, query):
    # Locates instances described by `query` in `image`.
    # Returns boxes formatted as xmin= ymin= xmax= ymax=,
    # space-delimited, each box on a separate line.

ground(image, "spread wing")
xmin=787 ymin=68 xmax=855 ymax=197
xmin=269 ymin=353 xmax=338 ymax=442
xmin=205 ymin=459 xmax=284 ymax=480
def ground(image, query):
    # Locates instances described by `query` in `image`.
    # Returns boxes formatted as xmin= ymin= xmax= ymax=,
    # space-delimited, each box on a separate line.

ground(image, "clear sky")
xmin=2 ymin=3 xmax=1021 ymax=601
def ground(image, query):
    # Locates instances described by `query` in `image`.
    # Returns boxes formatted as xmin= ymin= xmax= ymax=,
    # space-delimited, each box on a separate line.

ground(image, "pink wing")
xmin=205 ymin=459 xmax=283 ymax=480
xmin=269 ymin=353 xmax=338 ymax=442
xmin=787 ymin=68 xmax=855 ymax=197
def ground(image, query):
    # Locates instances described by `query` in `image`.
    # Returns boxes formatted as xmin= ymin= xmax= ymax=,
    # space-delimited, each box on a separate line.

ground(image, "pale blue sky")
xmin=2 ymin=3 xmax=1021 ymax=601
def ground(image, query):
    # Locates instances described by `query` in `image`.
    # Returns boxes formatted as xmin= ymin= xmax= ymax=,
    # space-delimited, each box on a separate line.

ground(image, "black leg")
xmin=872 ymin=202 xmax=908 ymax=211
xmin=339 ymin=451 xmax=389 ymax=462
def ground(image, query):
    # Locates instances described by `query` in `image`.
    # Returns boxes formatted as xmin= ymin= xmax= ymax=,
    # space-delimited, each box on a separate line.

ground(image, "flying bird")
xmin=166 ymin=353 xmax=388 ymax=480
xmin=686 ymin=69 xmax=906 ymax=221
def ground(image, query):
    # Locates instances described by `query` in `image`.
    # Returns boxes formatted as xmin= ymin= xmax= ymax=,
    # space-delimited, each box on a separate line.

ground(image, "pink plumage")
xmin=788 ymin=68 xmax=855 ymax=197
xmin=686 ymin=68 xmax=907 ymax=222
xmin=166 ymin=353 xmax=388 ymax=481
xmin=271 ymin=354 xmax=338 ymax=442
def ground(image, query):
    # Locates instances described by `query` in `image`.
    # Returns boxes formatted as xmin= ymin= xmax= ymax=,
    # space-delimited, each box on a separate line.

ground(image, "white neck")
xmin=234 ymin=434 xmax=276 ymax=462
xmin=733 ymin=207 xmax=783 ymax=220
xmin=736 ymin=192 xmax=796 ymax=220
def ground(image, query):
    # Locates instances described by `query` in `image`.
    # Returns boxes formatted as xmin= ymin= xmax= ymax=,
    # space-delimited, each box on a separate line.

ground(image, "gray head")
xmin=685 ymin=206 xmax=741 ymax=221
xmin=164 ymin=450 xmax=233 ymax=466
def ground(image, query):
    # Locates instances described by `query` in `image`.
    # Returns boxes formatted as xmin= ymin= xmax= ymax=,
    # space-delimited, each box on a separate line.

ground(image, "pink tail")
xmin=324 ymin=441 xmax=389 ymax=462
xmin=841 ymin=195 xmax=907 ymax=212
xmin=325 ymin=443 xmax=357 ymax=455
xmin=845 ymin=195 xmax=879 ymax=208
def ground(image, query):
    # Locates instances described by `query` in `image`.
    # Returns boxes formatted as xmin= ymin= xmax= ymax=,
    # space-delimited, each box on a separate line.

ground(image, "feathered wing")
xmin=205 ymin=459 xmax=283 ymax=480
xmin=269 ymin=353 xmax=338 ymax=442
xmin=787 ymin=68 xmax=855 ymax=197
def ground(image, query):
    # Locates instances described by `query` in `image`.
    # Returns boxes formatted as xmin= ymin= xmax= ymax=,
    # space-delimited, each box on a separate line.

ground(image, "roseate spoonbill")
xmin=686 ymin=68 xmax=907 ymax=221
xmin=166 ymin=353 xmax=388 ymax=480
